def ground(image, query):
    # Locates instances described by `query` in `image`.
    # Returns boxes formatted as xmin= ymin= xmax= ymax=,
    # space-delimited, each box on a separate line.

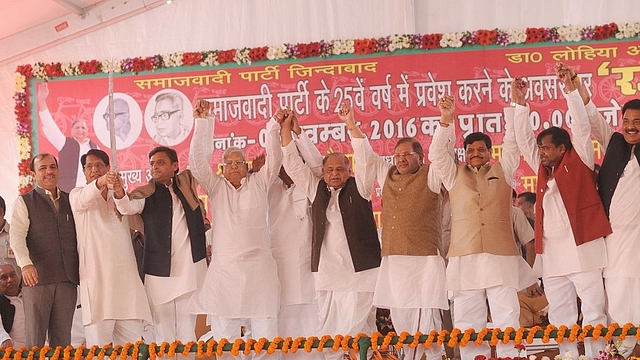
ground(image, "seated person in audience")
xmin=0 ymin=263 xmax=25 ymax=347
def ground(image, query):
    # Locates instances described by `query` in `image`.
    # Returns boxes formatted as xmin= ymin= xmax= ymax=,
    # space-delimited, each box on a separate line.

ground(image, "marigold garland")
xmin=167 ymin=341 xmax=179 ymax=358
xmin=422 ymin=330 xmax=440 ymax=347
xmin=622 ymin=322 xmax=634 ymax=340
xmin=196 ymin=340 xmax=205 ymax=358
xmin=109 ymin=345 xmax=122 ymax=360
xmin=244 ymin=338 xmax=256 ymax=356
xmin=340 ymin=335 xmax=352 ymax=352
xmin=26 ymin=347 xmax=37 ymax=360
xmin=291 ymin=336 xmax=306 ymax=354
xmin=604 ymin=323 xmax=619 ymax=342
xmin=460 ymin=329 xmax=474 ymax=347
xmin=395 ymin=332 xmax=410 ymax=351
xmin=381 ymin=332 xmax=396 ymax=349
xmin=2 ymin=348 xmax=14 ymax=360
xmin=409 ymin=331 xmax=422 ymax=349
xmin=119 ymin=343 xmax=131 ymax=360
xmin=526 ymin=326 xmax=542 ymax=344
xmin=255 ymin=338 xmax=268 ymax=355
xmin=370 ymin=332 xmax=382 ymax=351
xmin=216 ymin=338 xmax=228 ymax=357
xmin=489 ymin=328 xmax=501 ymax=347
xmin=593 ymin=323 xmax=605 ymax=340
xmin=38 ymin=346 xmax=51 ymax=360
xmin=502 ymin=327 xmax=515 ymax=344
xmin=157 ymin=342 xmax=168 ymax=358
xmin=281 ymin=337 xmax=293 ymax=354
xmin=514 ymin=327 xmax=525 ymax=345
xmin=475 ymin=328 xmax=490 ymax=346
xmin=51 ymin=346 xmax=63 ymax=360
xmin=182 ymin=341 xmax=196 ymax=357
xmin=447 ymin=328 xmax=461 ymax=348
xmin=303 ymin=336 xmax=317 ymax=353
xmin=568 ymin=324 xmax=581 ymax=343
xmin=578 ymin=324 xmax=593 ymax=342
xmin=268 ymin=337 xmax=283 ymax=355
xmin=436 ymin=329 xmax=449 ymax=346
xmin=331 ymin=335 xmax=342 ymax=352
xmin=14 ymin=348 xmax=26 ymax=360
xmin=556 ymin=325 xmax=568 ymax=343
xmin=316 ymin=335 xmax=331 ymax=353
xmin=352 ymin=333 xmax=366 ymax=352
xmin=147 ymin=342 xmax=157 ymax=360
xmin=205 ymin=340 xmax=216 ymax=358
xmin=131 ymin=341 xmax=143 ymax=360
xmin=230 ymin=339 xmax=243 ymax=356
xmin=542 ymin=324 xmax=556 ymax=343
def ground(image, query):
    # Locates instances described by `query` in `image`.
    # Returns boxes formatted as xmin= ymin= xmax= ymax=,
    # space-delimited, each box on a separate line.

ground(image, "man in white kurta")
xmin=112 ymin=148 xmax=208 ymax=344
xmin=512 ymin=70 xmax=608 ymax=360
xmin=280 ymin=109 xmax=380 ymax=360
xmin=69 ymin=149 xmax=152 ymax=345
xmin=570 ymin=70 xmax=640 ymax=355
xmin=187 ymin=100 xmax=281 ymax=359
xmin=339 ymin=102 xmax=447 ymax=360
xmin=429 ymin=94 xmax=535 ymax=360
xmin=267 ymin=114 xmax=324 ymax=360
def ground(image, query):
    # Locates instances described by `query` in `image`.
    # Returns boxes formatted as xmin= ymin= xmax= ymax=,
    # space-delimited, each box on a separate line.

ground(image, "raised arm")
xmin=556 ymin=63 xmax=595 ymax=169
xmin=189 ymin=100 xmax=222 ymax=195
xmin=338 ymin=101 xmax=387 ymax=195
xmin=251 ymin=112 xmax=284 ymax=188
xmin=38 ymin=83 xmax=66 ymax=151
xmin=428 ymin=95 xmax=457 ymax=191
xmin=292 ymin=116 xmax=324 ymax=179
xmin=511 ymin=77 xmax=540 ymax=171
xmin=281 ymin=112 xmax=320 ymax=201
xmin=500 ymin=78 xmax=526 ymax=183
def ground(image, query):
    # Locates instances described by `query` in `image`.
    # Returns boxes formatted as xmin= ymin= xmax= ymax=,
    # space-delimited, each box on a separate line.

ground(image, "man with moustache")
xmin=429 ymin=87 xmax=535 ymax=360
xmin=9 ymin=153 xmax=79 ymax=347
xmin=69 ymin=149 xmax=151 ymax=345
xmin=188 ymin=100 xmax=281 ymax=360
xmin=338 ymin=101 xmax=447 ymax=360
xmin=567 ymin=64 xmax=640 ymax=355
xmin=512 ymin=65 xmax=610 ymax=360
xmin=111 ymin=146 xmax=207 ymax=344
xmin=280 ymin=105 xmax=381 ymax=360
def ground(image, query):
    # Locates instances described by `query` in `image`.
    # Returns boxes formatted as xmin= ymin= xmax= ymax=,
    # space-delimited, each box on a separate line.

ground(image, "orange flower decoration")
xmin=489 ymin=328 xmax=501 ymax=347
xmin=396 ymin=332 xmax=410 ymax=351
xmin=621 ymin=322 xmax=634 ymax=340
xmin=475 ymin=328 xmax=490 ymax=346
xmin=216 ymin=338 xmax=229 ymax=357
xmin=316 ymin=335 xmax=331 ymax=353
xmin=331 ymin=335 xmax=343 ymax=352
xmin=244 ymin=338 xmax=256 ymax=356
xmin=604 ymin=323 xmax=620 ymax=342
xmin=437 ymin=329 xmax=449 ymax=346
xmin=291 ymin=336 xmax=306 ymax=354
xmin=39 ymin=346 xmax=52 ymax=360
xmin=447 ymin=328 xmax=461 ymax=348
xmin=502 ymin=327 xmax=515 ymax=344
xmin=255 ymin=338 xmax=268 ymax=355
xmin=460 ymin=329 xmax=474 ymax=347
xmin=409 ymin=331 xmax=422 ymax=348
xmin=230 ymin=338 xmax=243 ymax=356
xmin=556 ymin=325 xmax=568 ymax=343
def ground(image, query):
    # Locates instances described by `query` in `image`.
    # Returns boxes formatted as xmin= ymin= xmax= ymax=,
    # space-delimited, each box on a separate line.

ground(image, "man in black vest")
xmin=9 ymin=153 xmax=79 ymax=347
xmin=111 ymin=146 xmax=207 ymax=344
xmin=0 ymin=263 xmax=25 ymax=347
xmin=37 ymin=83 xmax=98 ymax=192
xmin=280 ymin=110 xmax=381 ymax=360
xmin=571 ymin=62 xmax=640 ymax=355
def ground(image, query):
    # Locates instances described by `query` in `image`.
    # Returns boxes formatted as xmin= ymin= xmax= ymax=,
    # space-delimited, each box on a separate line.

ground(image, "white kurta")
xmin=351 ymin=136 xmax=448 ymax=310
xmin=114 ymin=183 xmax=207 ymax=307
xmin=513 ymin=90 xmax=607 ymax=277
xmin=281 ymin=141 xmax=379 ymax=293
xmin=429 ymin=111 xmax=534 ymax=292
xmin=585 ymin=101 xmax=640 ymax=279
xmin=188 ymin=117 xmax=281 ymax=318
xmin=69 ymin=181 xmax=152 ymax=325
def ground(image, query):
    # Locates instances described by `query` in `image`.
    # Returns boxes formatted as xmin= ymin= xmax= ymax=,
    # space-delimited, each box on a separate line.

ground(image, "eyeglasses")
xmin=102 ymin=112 xmax=127 ymax=121
xmin=151 ymin=109 xmax=181 ymax=122
xmin=84 ymin=163 xmax=107 ymax=171
xmin=222 ymin=161 xmax=247 ymax=168
xmin=393 ymin=152 xmax=418 ymax=159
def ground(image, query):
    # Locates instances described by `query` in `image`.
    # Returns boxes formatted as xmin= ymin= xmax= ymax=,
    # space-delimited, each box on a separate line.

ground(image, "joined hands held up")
xmin=438 ymin=95 xmax=455 ymax=126
xmin=193 ymin=99 xmax=211 ymax=119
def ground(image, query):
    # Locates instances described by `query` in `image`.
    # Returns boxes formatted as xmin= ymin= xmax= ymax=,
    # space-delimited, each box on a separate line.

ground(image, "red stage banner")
xmin=31 ymin=40 xmax=640 ymax=221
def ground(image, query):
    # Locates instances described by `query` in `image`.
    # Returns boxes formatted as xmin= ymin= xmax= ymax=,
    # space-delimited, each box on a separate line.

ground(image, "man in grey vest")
xmin=9 ymin=153 xmax=79 ymax=347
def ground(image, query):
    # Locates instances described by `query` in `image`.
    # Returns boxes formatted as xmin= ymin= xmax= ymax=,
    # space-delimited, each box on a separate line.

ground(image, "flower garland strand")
xmin=11 ymin=20 xmax=640 ymax=194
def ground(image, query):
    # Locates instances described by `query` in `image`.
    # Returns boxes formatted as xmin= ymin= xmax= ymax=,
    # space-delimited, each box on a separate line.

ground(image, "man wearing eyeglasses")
xmin=338 ymin=101 xmax=447 ymax=360
xmin=102 ymin=99 xmax=131 ymax=143
xmin=69 ymin=149 xmax=151 ymax=346
xmin=188 ymin=100 xmax=282 ymax=355
xmin=280 ymin=104 xmax=380 ymax=360
xmin=152 ymin=92 xmax=188 ymax=146
xmin=429 ymin=87 xmax=535 ymax=360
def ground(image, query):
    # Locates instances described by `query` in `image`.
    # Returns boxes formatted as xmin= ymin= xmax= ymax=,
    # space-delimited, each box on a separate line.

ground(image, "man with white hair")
xmin=188 ymin=100 xmax=282 ymax=360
